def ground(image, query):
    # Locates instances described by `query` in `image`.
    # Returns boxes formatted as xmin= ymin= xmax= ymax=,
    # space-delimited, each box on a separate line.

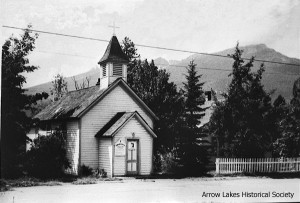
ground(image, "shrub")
xmin=80 ymin=165 xmax=93 ymax=177
xmin=72 ymin=177 xmax=97 ymax=185
xmin=177 ymin=142 xmax=209 ymax=176
xmin=0 ymin=179 xmax=11 ymax=191
xmin=157 ymin=149 xmax=180 ymax=175
xmin=25 ymin=130 xmax=70 ymax=179
xmin=156 ymin=144 xmax=209 ymax=177
xmin=95 ymin=169 xmax=107 ymax=178
xmin=79 ymin=165 xmax=107 ymax=178
xmin=7 ymin=177 xmax=40 ymax=187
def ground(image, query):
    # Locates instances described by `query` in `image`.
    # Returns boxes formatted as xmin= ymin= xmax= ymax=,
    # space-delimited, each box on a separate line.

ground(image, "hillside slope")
xmin=162 ymin=44 xmax=300 ymax=101
xmin=27 ymin=44 xmax=299 ymax=101
xmin=26 ymin=68 xmax=100 ymax=95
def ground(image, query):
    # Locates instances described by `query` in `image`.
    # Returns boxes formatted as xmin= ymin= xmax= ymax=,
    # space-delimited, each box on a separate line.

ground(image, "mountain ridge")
xmin=27 ymin=44 xmax=300 ymax=101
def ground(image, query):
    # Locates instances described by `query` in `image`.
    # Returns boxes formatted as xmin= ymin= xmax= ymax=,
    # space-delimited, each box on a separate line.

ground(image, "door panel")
xmin=127 ymin=140 xmax=138 ymax=174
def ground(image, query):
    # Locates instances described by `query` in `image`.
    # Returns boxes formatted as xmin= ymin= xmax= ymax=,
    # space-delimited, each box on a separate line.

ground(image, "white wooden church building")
xmin=28 ymin=35 xmax=158 ymax=177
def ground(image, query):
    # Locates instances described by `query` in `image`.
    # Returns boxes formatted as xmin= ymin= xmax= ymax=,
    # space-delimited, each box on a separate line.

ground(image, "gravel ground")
xmin=0 ymin=177 xmax=299 ymax=203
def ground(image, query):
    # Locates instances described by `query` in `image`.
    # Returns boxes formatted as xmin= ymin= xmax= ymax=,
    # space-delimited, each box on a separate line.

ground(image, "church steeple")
xmin=98 ymin=35 xmax=129 ymax=89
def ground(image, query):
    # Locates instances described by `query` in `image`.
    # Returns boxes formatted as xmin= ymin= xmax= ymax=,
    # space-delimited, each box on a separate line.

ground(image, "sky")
xmin=1 ymin=0 xmax=300 ymax=88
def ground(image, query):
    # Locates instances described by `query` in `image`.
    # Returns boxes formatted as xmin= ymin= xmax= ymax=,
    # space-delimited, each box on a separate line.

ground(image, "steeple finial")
xmin=108 ymin=21 xmax=120 ymax=36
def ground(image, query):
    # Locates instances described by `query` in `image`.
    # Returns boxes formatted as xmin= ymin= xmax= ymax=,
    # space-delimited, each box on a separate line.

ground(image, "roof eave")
xmin=98 ymin=58 xmax=129 ymax=66
xmin=77 ymin=79 xmax=159 ymax=121
xmin=104 ymin=111 xmax=157 ymax=138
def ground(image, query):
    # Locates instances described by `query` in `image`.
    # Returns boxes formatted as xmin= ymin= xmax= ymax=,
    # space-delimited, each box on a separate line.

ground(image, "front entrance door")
xmin=127 ymin=140 xmax=138 ymax=175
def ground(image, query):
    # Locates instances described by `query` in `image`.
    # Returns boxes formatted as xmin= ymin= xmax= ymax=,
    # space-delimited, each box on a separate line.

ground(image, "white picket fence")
xmin=215 ymin=157 xmax=300 ymax=174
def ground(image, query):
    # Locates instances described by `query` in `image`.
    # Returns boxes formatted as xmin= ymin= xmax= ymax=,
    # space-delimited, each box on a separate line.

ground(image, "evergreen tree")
xmin=1 ymin=25 xmax=48 ymax=177
xmin=273 ymin=95 xmax=286 ymax=107
xmin=121 ymin=37 xmax=140 ymax=61
xmin=121 ymin=37 xmax=140 ymax=87
xmin=182 ymin=60 xmax=206 ymax=129
xmin=177 ymin=60 xmax=207 ymax=175
xmin=265 ymin=94 xmax=287 ymax=153
xmin=273 ymin=77 xmax=300 ymax=157
xmin=208 ymin=43 xmax=273 ymax=158
xmin=121 ymin=37 xmax=210 ymax=175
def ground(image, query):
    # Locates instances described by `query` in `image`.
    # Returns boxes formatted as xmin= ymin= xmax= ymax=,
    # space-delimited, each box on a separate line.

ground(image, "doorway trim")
xmin=126 ymin=138 xmax=139 ymax=175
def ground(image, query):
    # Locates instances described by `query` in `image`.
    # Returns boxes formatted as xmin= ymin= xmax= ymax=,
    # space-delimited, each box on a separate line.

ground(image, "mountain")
xmin=27 ymin=44 xmax=300 ymax=101
xmin=26 ymin=68 xmax=100 ymax=95
xmin=163 ymin=44 xmax=300 ymax=101
xmin=154 ymin=57 xmax=170 ymax=66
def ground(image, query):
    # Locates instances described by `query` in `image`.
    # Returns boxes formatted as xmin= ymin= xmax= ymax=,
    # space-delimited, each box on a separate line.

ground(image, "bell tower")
xmin=98 ymin=35 xmax=129 ymax=90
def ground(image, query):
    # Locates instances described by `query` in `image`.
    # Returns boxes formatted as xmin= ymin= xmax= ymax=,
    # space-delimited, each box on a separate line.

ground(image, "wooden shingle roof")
xmin=98 ymin=35 xmax=129 ymax=66
xmin=34 ymin=85 xmax=106 ymax=120
xmin=34 ymin=78 xmax=158 ymax=121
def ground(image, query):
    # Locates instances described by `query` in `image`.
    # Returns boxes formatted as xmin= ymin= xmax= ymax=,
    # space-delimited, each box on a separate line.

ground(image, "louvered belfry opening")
xmin=113 ymin=63 xmax=123 ymax=76
xmin=98 ymin=35 xmax=129 ymax=90
xmin=102 ymin=66 xmax=107 ymax=77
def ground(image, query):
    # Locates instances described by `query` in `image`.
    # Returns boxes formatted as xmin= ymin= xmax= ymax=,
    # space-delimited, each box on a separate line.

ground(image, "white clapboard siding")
xmin=99 ymin=138 xmax=112 ymax=177
xmin=113 ymin=117 xmax=153 ymax=176
xmin=216 ymin=157 xmax=300 ymax=174
xmin=80 ymin=85 xmax=154 ymax=169
xmin=66 ymin=121 xmax=80 ymax=175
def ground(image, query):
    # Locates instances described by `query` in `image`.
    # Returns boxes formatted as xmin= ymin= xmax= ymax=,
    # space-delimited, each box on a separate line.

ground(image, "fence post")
xmin=216 ymin=158 xmax=220 ymax=174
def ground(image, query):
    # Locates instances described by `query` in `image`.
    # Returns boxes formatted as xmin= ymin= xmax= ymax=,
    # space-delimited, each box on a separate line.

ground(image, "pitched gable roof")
xmin=98 ymin=35 xmax=129 ymax=66
xmin=34 ymin=78 xmax=158 ymax=121
xmin=95 ymin=111 xmax=157 ymax=138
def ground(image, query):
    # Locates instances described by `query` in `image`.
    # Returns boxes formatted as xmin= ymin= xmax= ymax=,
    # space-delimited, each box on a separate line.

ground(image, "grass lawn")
xmin=0 ymin=176 xmax=123 ymax=191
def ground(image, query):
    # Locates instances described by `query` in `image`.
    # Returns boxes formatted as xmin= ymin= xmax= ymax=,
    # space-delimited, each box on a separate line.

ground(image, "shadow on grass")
xmin=0 ymin=174 xmax=124 ymax=191
xmin=0 ymin=177 xmax=64 ymax=191
xmin=214 ymin=172 xmax=300 ymax=179
xmin=135 ymin=173 xmax=214 ymax=179
xmin=255 ymin=172 xmax=300 ymax=179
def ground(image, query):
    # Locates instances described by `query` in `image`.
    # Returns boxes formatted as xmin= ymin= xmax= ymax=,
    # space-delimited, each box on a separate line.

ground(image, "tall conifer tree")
xmin=208 ymin=43 xmax=273 ymax=157
xmin=182 ymin=60 xmax=206 ymax=129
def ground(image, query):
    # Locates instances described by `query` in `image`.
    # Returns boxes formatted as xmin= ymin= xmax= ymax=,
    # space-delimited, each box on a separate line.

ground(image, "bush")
xmin=80 ymin=165 xmax=93 ymax=177
xmin=25 ymin=131 xmax=70 ymax=179
xmin=156 ymin=143 xmax=209 ymax=177
xmin=177 ymin=143 xmax=209 ymax=176
xmin=79 ymin=165 xmax=107 ymax=178
xmin=0 ymin=179 xmax=10 ymax=191
xmin=156 ymin=150 xmax=180 ymax=175
xmin=95 ymin=169 xmax=107 ymax=178
xmin=72 ymin=177 xmax=97 ymax=185
xmin=7 ymin=177 xmax=40 ymax=187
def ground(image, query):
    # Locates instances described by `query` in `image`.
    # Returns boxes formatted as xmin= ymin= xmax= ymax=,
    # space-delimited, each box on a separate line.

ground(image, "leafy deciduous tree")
xmin=1 ymin=25 xmax=48 ymax=177
xmin=25 ymin=130 xmax=70 ymax=178
xmin=50 ymin=74 xmax=68 ymax=101
xmin=122 ymin=37 xmax=185 ymax=151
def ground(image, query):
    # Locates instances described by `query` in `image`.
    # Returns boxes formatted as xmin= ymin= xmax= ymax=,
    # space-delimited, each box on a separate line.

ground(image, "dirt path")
xmin=1 ymin=177 xmax=299 ymax=202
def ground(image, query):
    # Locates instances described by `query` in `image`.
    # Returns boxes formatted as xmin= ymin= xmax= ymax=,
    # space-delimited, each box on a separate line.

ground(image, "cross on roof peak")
xmin=108 ymin=21 xmax=120 ymax=36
